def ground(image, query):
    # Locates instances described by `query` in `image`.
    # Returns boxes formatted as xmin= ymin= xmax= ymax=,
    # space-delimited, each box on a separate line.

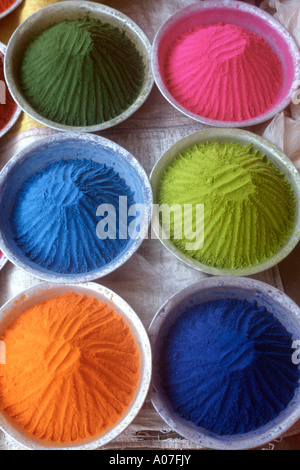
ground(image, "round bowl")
xmin=4 ymin=1 xmax=154 ymax=132
xmin=149 ymin=276 xmax=300 ymax=450
xmin=0 ymin=281 xmax=152 ymax=450
xmin=150 ymin=128 xmax=300 ymax=276
xmin=0 ymin=132 xmax=153 ymax=283
xmin=152 ymin=0 xmax=300 ymax=128
xmin=0 ymin=42 xmax=21 ymax=140
xmin=0 ymin=0 xmax=23 ymax=21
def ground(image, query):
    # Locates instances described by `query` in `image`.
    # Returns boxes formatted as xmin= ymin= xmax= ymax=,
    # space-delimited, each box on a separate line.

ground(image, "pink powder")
xmin=164 ymin=23 xmax=284 ymax=122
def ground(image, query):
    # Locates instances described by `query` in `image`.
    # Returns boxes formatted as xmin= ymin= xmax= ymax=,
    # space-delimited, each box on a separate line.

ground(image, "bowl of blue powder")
xmin=149 ymin=277 xmax=300 ymax=450
xmin=0 ymin=133 xmax=152 ymax=283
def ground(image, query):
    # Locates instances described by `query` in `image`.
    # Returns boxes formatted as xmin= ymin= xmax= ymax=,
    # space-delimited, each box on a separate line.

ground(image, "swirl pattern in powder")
xmin=158 ymin=141 xmax=296 ymax=270
xmin=164 ymin=23 xmax=283 ymax=122
xmin=160 ymin=298 xmax=300 ymax=435
xmin=19 ymin=17 xmax=145 ymax=126
xmin=11 ymin=159 xmax=136 ymax=274
xmin=0 ymin=293 xmax=141 ymax=442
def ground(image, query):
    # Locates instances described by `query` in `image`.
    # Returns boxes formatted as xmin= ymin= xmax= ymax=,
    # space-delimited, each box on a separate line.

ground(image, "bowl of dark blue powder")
xmin=149 ymin=277 xmax=300 ymax=450
xmin=0 ymin=133 xmax=152 ymax=283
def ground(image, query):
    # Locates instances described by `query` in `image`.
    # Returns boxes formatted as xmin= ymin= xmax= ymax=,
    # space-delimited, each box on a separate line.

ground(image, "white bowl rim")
xmin=149 ymin=276 xmax=300 ymax=450
xmin=4 ymin=0 xmax=154 ymax=132
xmin=150 ymin=127 xmax=300 ymax=277
xmin=0 ymin=281 xmax=152 ymax=450
xmin=151 ymin=0 xmax=300 ymax=128
xmin=0 ymin=132 xmax=153 ymax=283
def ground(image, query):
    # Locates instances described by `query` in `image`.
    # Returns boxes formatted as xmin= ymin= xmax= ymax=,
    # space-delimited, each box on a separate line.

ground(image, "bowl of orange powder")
xmin=0 ymin=282 xmax=152 ymax=449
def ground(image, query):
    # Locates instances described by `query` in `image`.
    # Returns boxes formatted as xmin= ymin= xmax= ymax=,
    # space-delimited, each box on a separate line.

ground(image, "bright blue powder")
xmin=11 ymin=159 xmax=135 ymax=274
xmin=161 ymin=298 xmax=300 ymax=435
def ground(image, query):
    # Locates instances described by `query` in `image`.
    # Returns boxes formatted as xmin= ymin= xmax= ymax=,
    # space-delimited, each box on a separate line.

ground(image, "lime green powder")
xmin=158 ymin=141 xmax=297 ymax=270
xmin=19 ymin=17 xmax=145 ymax=127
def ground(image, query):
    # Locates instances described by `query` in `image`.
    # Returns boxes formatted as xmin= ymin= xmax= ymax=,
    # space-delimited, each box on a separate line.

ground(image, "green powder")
xmin=158 ymin=141 xmax=297 ymax=270
xmin=19 ymin=17 xmax=145 ymax=126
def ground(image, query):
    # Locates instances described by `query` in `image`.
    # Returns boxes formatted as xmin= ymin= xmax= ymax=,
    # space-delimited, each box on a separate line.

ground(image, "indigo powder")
xmin=160 ymin=298 xmax=300 ymax=435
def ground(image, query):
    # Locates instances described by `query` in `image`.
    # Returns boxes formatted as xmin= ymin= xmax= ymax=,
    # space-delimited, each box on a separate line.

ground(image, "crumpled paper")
xmin=258 ymin=0 xmax=300 ymax=171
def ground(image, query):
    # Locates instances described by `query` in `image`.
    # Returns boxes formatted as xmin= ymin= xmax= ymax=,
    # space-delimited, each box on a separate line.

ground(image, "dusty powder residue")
xmin=164 ymin=23 xmax=284 ymax=122
xmin=19 ymin=17 xmax=145 ymax=126
xmin=158 ymin=141 xmax=296 ymax=270
xmin=0 ymin=292 xmax=141 ymax=443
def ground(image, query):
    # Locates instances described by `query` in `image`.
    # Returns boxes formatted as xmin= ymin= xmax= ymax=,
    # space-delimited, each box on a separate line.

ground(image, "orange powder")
xmin=0 ymin=292 xmax=141 ymax=443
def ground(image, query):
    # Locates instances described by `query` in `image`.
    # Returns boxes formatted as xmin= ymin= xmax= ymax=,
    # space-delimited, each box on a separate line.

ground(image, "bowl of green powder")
xmin=4 ymin=1 xmax=153 ymax=132
xmin=150 ymin=128 xmax=300 ymax=276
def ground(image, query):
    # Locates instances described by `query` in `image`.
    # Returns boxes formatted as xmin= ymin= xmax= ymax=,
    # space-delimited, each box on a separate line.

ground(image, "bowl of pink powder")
xmin=152 ymin=1 xmax=300 ymax=127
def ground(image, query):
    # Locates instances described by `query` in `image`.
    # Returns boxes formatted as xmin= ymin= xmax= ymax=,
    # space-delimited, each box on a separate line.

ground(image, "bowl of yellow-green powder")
xmin=4 ymin=1 xmax=153 ymax=132
xmin=150 ymin=129 xmax=300 ymax=276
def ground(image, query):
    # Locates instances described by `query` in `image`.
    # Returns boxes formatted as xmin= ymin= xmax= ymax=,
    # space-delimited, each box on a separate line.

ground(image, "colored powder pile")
xmin=18 ymin=17 xmax=145 ymax=127
xmin=158 ymin=141 xmax=296 ymax=270
xmin=0 ymin=0 xmax=16 ymax=14
xmin=11 ymin=158 xmax=135 ymax=274
xmin=160 ymin=298 xmax=300 ymax=435
xmin=0 ymin=292 xmax=141 ymax=443
xmin=164 ymin=23 xmax=283 ymax=122
xmin=0 ymin=54 xmax=17 ymax=131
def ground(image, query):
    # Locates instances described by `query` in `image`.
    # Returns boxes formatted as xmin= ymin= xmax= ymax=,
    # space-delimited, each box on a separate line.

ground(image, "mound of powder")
xmin=158 ymin=141 xmax=296 ymax=270
xmin=160 ymin=298 xmax=300 ymax=435
xmin=0 ymin=292 xmax=141 ymax=443
xmin=0 ymin=54 xmax=17 ymax=131
xmin=11 ymin=159 xmax=135 ymax=274
xmin=0 ymin=0 xmax=16 ymax=14
xmin=19 ymin=17 xmax=145 ymax=126
xmin=164 ymin=23 xmax=283 ymax=122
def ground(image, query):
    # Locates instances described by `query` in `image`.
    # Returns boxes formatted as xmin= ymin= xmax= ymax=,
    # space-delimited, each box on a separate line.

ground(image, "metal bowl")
xmin=4 ymin=1 xmax=153 ymax=132
xmin=150 ymin=128 xmax=300 ymax=276
xmin=152 ymin=0 xmax=300 ymax=128
xmin=0 ymin=42 xmax=22 ymax=140
xmin=0 ymin=281 xmax=152 ymax=450
xmin=0 ymin=0 xmax=23 ymax=21
xmin=149 ymin=276 xmax=300 ymax=450
xmin=0 ymin=132 xmax=153 ymax=283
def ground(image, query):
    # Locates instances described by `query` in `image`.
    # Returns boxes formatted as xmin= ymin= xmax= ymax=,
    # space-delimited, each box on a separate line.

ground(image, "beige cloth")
xmin=258 ymin=0 xmax=300 ymax=171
